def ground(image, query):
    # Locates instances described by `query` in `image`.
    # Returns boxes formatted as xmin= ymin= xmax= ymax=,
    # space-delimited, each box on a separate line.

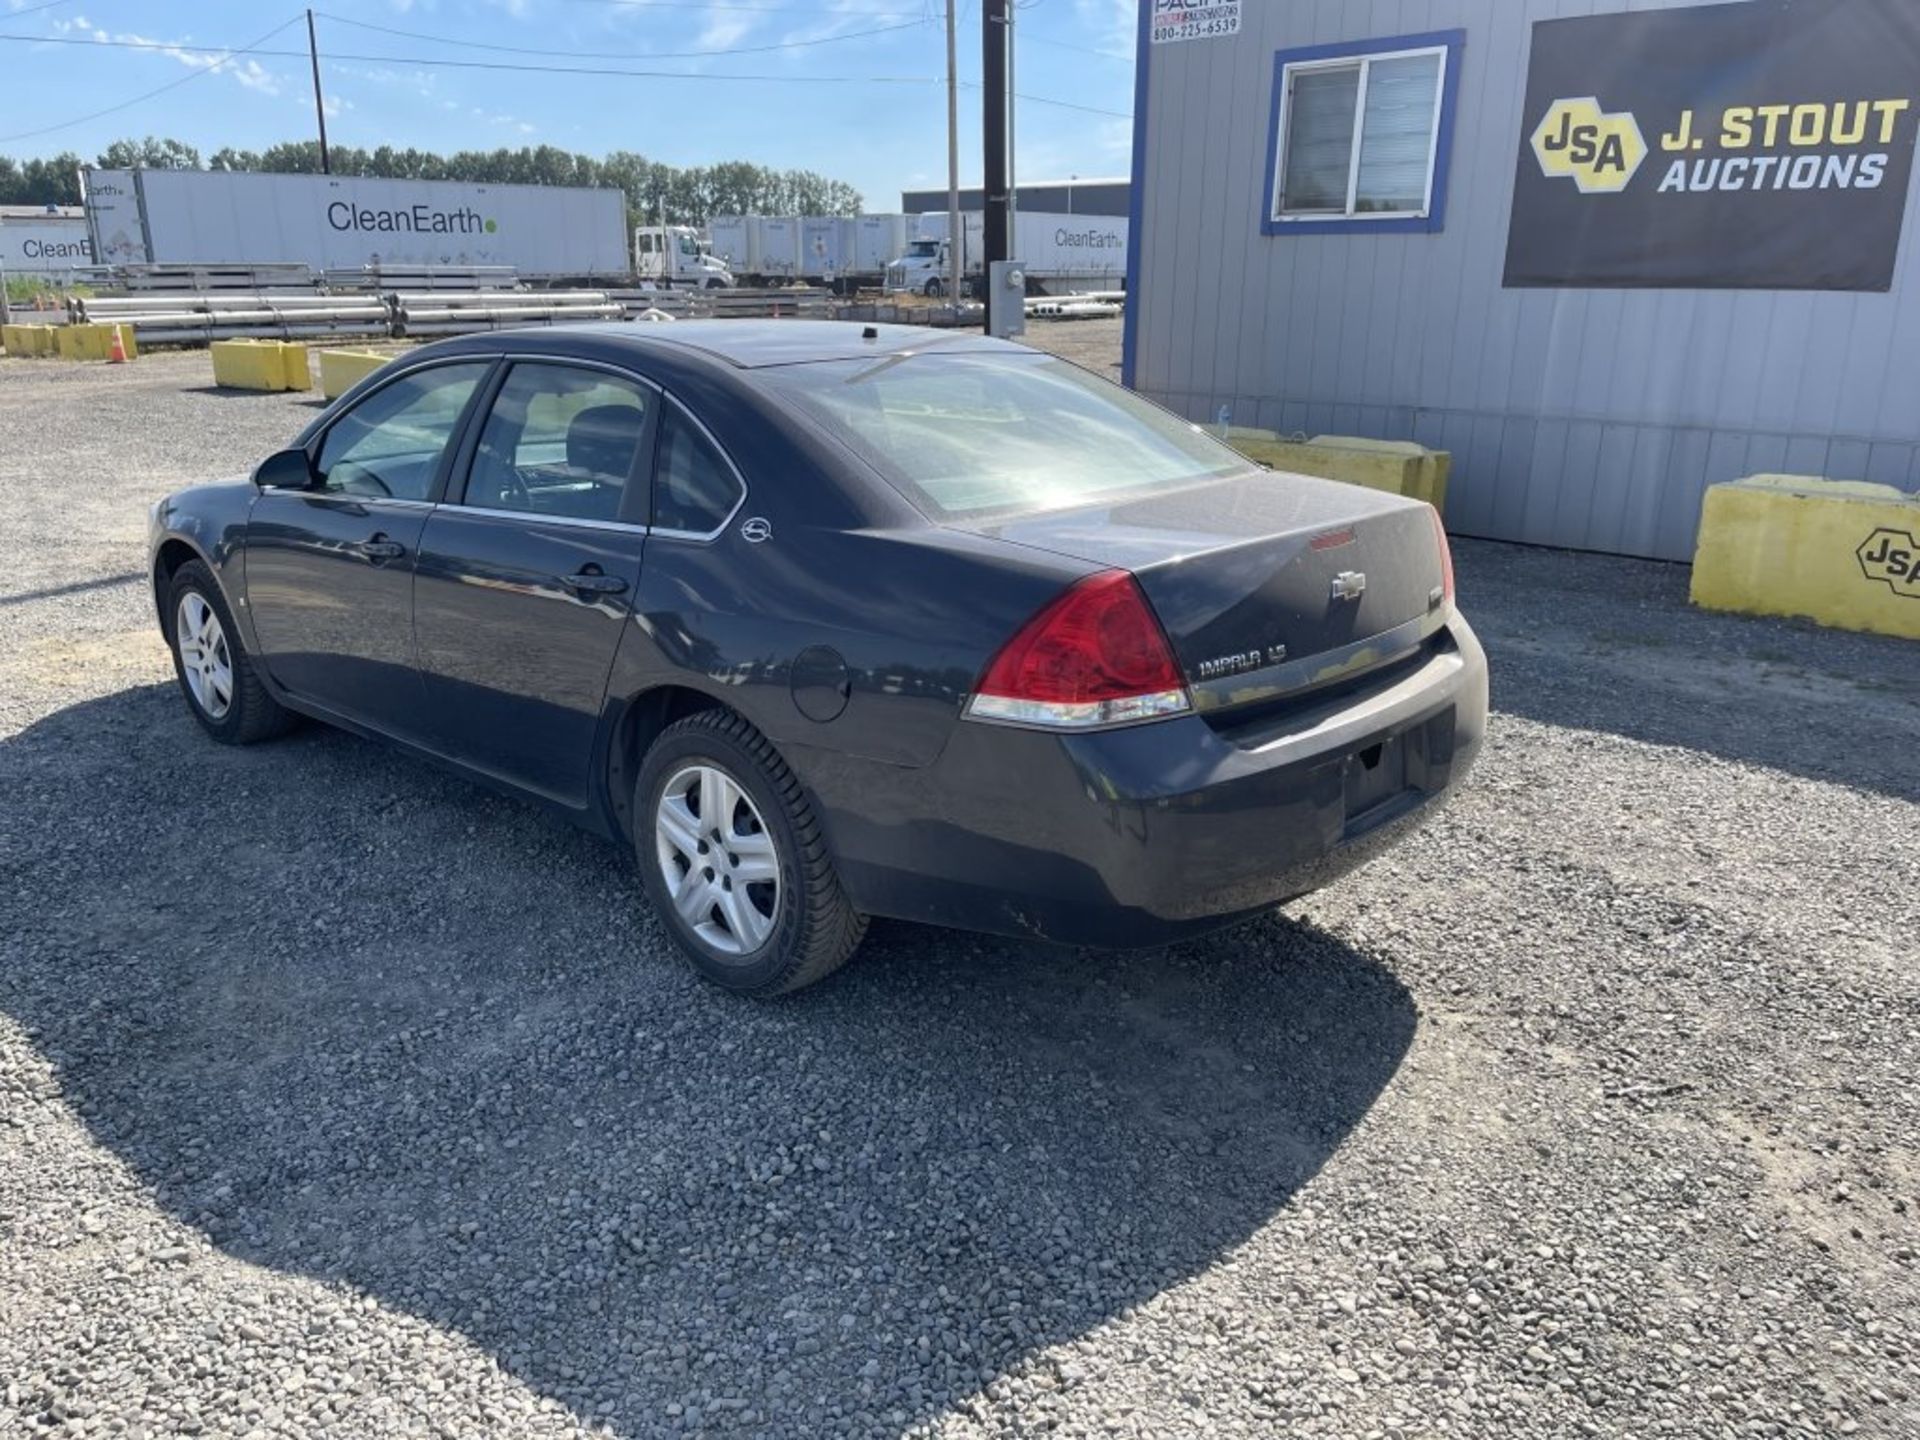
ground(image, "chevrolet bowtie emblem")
xmin=1330 ymin=570 xmax=1367 ymax=602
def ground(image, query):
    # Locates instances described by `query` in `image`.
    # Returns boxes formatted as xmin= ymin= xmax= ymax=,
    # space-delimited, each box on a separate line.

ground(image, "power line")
xmin=1019 ymin=30 xmax=1129 ymax=62
xmin=0 ymin=15 xmax=305 ymax=144
xmin=961 ymin=80 xmax=1128 ymax=120
xmin=0 ymin=21 xmax=1130 ymax=132
xmin=0 ymin=31 xmax=937 ymax=82
xmin=312 ymin=8 xmax=933 ymax=61
xmin=542 ymin=0 xmax=931 ymax=12
xmin=2 ymin=0 xmax=82 ymax=19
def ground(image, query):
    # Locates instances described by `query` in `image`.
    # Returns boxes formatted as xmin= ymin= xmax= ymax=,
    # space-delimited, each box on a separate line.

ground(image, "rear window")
xmin=761 ymin=350 xmax=1249 ymax=520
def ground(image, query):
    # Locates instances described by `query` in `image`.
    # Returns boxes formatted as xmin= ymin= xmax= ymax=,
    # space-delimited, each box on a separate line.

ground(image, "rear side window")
xmin=761 ymin=351 xmax=1246 ymax=521
xmin=652 ymin=405 xmax=743 ymax=536
xmin=315 ymin=363 xmax=489 ymax=501
xmin=463 ymin=362 xmax=652 ymax=523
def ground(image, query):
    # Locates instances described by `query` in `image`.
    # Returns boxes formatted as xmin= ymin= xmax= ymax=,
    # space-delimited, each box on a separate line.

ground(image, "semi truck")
xmin=884 ymin=211 xmax=1129 ymax=297
xmin=633 ymin=225 xmax=734 ymax=287
xmin=81 ymin=169 xmax=630 ymax=280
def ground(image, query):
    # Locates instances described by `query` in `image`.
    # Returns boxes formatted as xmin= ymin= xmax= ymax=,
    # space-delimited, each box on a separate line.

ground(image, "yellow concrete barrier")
xmin=318 ymin=348 xmax=390 ymax=399
xmin=211 ymin=339 xmax=311 ymax=392
xmin=31 ymin=322 xmax=137 ymax=361
xmin=55 ymin=324 xmax=97 ymax=361
xmin=1 ymin=324 xmax=52 ymax=355
xmin=1690 ymin=474 xmax=1920 ymax=641
xmin=1225 ymin=430 xmax=1450 ymax=512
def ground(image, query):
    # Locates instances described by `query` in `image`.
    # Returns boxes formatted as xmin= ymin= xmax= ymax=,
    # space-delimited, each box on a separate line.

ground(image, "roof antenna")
xmin=862 ymin=325 xmax=880 ymax=340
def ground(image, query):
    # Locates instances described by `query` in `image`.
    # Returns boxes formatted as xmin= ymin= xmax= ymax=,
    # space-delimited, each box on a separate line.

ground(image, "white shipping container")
xmin=708 ymin=216 xmax=761 ymax=276
xmin=853 ymin=214 xmax=908 ymax=273
xmin=82 ymin=170 xmax=145 ymax=265
xmin=83 ymin=169 xmax=629 ymax=278
xmin=0 ymin=211 xmax=93 ymax=274
xmin=1014 ymin=212 xmax=1129 ymax=285
xmin=758 ymin=217 xmax=800 ymax=278
xmin=799 ymin=216 xmax=845 ymax=278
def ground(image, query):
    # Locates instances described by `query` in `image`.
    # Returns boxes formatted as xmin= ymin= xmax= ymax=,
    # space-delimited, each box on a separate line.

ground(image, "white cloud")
xmin=334 ymin=63 xmax=438 ymax=98
xmin=469 ymin=104 xmax=536 ymax=136
xmin=70 ymin=15 xmax=287 ymax=98
xmin=697 ymin=13 xmax=756 ymax=50
xmin=1074 ymin=0 xmax=1136 ymax=58
xmin=775 ymin=0 xmax=908 ymax=52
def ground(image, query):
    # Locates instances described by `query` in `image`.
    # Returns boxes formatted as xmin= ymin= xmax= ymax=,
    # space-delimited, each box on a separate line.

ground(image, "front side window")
xmin=463 ymin=363 xmax=651 ymax=523
xmin=1267 ymin=33 xmax=1460 ymax=230
xmin=762 ymin=350 xmax=1247 ymax=522
xmin=314 ymin=362 xmax=489 ymax=500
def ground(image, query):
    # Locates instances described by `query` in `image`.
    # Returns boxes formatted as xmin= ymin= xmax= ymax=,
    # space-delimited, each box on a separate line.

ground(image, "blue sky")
xmin=0 ymin=0 xmax=1137 ymax=208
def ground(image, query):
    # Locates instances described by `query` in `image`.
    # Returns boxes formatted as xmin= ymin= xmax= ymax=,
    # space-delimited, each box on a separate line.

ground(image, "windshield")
xmin=905 ymin=239 xmax=939 ymax=258
xmin=762 ymin=350 xmax=1251 ymax=520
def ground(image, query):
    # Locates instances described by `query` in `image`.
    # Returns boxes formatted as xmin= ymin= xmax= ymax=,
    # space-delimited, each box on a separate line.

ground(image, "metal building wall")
xmin=902 ymin=181 xmax=1130 ymax=216
xmin=1126 ymin=0 xmax=1920 ymax=561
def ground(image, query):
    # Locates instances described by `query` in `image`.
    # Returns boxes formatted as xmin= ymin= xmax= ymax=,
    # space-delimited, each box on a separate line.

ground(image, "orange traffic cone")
xmin=107 ymin=325 xmax=128 ymax=364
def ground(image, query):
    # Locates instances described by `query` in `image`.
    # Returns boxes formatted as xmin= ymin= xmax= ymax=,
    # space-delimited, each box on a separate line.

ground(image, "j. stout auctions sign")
xmin=1504 ymin=0 xmax=1920 ymax=291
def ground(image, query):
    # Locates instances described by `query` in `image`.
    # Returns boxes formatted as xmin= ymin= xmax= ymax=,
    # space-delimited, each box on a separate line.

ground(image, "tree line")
xmin=0 ymin=135 xmax=864 ymax=226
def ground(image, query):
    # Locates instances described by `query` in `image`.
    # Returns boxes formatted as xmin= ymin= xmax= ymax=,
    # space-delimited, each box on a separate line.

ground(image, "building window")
xmin=1263 ymin=30 xmax=1465 ymax=236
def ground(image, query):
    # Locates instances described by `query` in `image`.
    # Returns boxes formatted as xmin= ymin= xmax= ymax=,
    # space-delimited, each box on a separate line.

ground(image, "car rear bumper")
xmin=803 ymin=614 xmax=1490 ymax=948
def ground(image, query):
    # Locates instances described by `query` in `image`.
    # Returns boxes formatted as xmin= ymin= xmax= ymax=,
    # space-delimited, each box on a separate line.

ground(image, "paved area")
xmin=0 ymin=339 xmax=1915 ymax=1439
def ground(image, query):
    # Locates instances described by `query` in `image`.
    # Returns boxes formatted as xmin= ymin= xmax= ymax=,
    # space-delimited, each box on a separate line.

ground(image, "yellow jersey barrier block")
xmin=211 ymin=339 xmax=312 ymax=392
xmin=55 ymin=323 xmax=133 ymax=361
xmin=1690 ymin=474 xmax=1920 ymax=641
xmin=1224 ymin=430 xmax=1450 ymax=512
xmin=2 ymin=323 xmax=55 ymax=355
xmin=318 ymin=348 xmax=390 ymax=399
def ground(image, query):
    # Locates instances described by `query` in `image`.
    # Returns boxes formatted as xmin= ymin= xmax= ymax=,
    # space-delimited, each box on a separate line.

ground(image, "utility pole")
xmin=981 ymin=0 xmax=1010 ymax=332
xmin=1007 ymin=0 xmax=1017 ymax=246
xmin=306 ymin=9 xmax=331 ymax=175
xmin=944 ymin=0 xmax=961 ymax=308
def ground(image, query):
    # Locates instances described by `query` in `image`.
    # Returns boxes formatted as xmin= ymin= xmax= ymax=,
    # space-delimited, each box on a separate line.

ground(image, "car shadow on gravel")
xmin=2 ymin=682 xmax=1418 ymax=1436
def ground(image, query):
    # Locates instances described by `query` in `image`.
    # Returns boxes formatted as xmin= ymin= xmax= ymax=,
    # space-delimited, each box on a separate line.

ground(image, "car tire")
xmin=923 ymin=278 xmax=944 ymax=298
xmin=165 ymin=559 xmax=299 ymax=745
xmin=635 ymin=709 xmax=866 ymax=996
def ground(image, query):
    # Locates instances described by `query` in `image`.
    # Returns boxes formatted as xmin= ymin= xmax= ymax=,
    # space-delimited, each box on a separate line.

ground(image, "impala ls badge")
xmin=1330 ymin=570 xmax=1367 ymax=602
xmin=739 ymin=516 xmax=773 ymax=543
xmin=1195 ymin=643 xmax=1288 ymax=680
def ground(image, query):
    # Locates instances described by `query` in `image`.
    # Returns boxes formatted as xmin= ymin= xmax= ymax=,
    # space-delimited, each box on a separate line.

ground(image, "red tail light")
xmin=1429 ymin=504 xmax=1455 ymax=607
xmin=968 ymin=569 xmax=1191 ymax=729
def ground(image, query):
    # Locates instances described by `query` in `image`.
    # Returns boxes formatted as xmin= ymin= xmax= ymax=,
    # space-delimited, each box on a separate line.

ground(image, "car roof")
xmin=558 ymin=318 xmax=1016 ymax=369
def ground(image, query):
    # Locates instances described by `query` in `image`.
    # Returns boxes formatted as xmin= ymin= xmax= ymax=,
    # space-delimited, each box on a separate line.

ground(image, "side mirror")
xmin=253 ymin=447 xmax=316 ymax=490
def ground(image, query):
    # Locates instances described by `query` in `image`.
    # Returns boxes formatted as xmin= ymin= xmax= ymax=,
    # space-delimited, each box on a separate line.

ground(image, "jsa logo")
xmin=1531 ymin=97 xmax=1648 ymax=193
xmin=1858 ymin=527 xmax=1920 ymax=598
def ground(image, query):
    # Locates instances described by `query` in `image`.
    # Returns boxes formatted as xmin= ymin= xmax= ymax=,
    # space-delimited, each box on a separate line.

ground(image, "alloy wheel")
xmin=654 ymin=763 xmax=780 ymax=956
xmin=175 ymin=592 xmax=234 ymax=720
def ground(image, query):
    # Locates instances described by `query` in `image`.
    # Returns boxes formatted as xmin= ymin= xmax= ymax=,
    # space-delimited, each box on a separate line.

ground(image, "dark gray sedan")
xmin=149 ymin=321 xmax=1487 ymax=994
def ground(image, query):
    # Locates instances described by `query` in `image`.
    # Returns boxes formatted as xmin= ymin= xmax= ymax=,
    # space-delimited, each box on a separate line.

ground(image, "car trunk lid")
xmin=958 ymin=471 xmax=1447 ymax=714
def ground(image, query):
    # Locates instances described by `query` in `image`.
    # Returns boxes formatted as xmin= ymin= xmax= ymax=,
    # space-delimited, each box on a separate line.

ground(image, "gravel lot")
xmin=2 ymin=329 xmax=1917 ymax=1439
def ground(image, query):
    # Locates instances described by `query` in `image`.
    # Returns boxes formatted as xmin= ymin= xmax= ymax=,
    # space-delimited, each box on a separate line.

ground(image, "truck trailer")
xmin=82 ymin=169 xmax=630 ymax=280
xmin=0 ymin=205 xmax=93 ymax=279
xmin=884 ymin=211 xmax=1129 ymax=298
xmin=708 ymin=213 xmax=910 ymax=288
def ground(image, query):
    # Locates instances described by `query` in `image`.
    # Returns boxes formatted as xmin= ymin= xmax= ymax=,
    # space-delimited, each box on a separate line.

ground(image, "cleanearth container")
xmin=883 ymin=211 xmax=1129 ymax=297
xmin=82 ymin=168 xmax=629 ymax=280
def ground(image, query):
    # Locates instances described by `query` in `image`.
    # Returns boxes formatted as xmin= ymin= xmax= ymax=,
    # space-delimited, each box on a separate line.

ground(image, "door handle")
xmin=357 ymin=536 xmax=406 ymax=563
xmin=564 ymin=568 xmax=629 ymax=598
